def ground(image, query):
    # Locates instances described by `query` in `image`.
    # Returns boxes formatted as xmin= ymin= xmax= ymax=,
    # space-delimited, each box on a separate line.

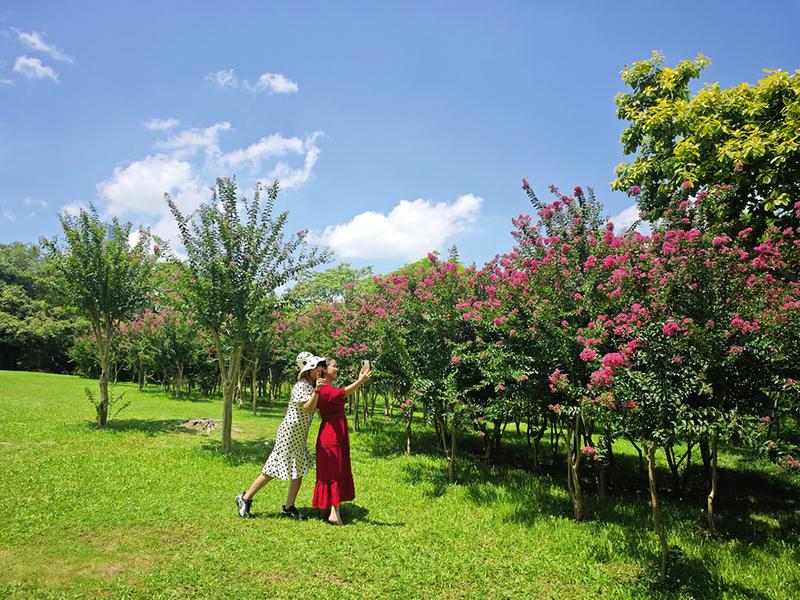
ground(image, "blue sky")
xmin=1 ymin=1 xmax=798 ymax=273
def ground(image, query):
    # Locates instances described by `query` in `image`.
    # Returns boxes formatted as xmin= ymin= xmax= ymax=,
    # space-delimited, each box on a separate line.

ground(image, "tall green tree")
xmin=613 ymin=52 xmax=800 ymax=230
xmin=43 ymin=208 xmax=154 ymax=426
xmin=284 ymin=262 xmax=374 ymax=307
xmin=166 ymin=177 xmax=331 ymax=452
xmin=0 ymin=242 xmax=86 ymax=372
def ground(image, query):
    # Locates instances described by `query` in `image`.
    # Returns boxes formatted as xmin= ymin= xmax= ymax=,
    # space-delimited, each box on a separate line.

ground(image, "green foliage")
xmin=613 ymin=52 xmax=800 ymax=228
xmin=68 ymin=333 xmax=102 ymax=378
xmin=166 ymin=178 xmax=331 ymax=342
xmin=42 ymin=207 xmax=154 ymax=327
xmin=0 ymin=242 xmax=86 ymax=371
xmin=1 ymin=371 xmax=798 ymax=598
xmin=284 ymin=262 xmax=374 ymax=307
xmin=83 ymin=386 xmax=131 ymax=423
xmin=42 ymin=206 xmax=154 ymax=426
xmin=166 ymin=177 xmax=331 ymax=450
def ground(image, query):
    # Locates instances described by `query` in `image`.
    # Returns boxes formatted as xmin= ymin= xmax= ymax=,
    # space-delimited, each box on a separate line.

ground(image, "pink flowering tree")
xmin=501 ymin=181 xmax=613 ymax=520
xmin=118 ymin=311 xmax=163 ymax=389
xmin=391 ymin=252 xmax=477 ymax=480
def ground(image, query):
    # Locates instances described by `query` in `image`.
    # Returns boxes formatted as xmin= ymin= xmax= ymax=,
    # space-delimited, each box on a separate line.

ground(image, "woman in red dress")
xmin=312 ymin=359 xmax=371 ymax=525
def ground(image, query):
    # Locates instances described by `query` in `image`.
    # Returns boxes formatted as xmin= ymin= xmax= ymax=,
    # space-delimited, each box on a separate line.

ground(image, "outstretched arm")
xmin=343 ymin=365 xmax=372 ymax=398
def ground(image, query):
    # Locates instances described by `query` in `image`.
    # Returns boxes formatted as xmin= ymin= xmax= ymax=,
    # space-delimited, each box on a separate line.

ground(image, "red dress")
xmin=312 ymin=385 xmax=355 ymax=509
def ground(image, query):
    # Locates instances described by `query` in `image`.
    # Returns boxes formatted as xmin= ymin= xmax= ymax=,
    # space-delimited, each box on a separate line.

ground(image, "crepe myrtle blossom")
xmin=548 ymin=369 xmax=568 ymax=393
xmin=602 ymin=353 xmax=627 ymax=369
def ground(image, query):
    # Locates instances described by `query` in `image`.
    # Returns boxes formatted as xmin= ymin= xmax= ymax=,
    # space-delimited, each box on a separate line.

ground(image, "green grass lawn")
xmin=1 ymin=370 xmax=798 ymax=599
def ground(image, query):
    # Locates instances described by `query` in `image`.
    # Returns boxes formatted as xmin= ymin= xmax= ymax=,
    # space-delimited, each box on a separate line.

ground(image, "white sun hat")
xmin=296 ymin=351 xmax=326 ymax=381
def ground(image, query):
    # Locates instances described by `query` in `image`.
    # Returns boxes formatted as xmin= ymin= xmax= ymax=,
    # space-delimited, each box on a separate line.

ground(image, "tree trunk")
xmin=176 ymin=363 xmax=184 ymax=399
xmin=492 ymin=419 xmax=502 ymax=453
xmin=526 ymin=413 xmax=532 ymax=448
xmin=435 ymin=414 xmax=450 ymax=459
xmin=645 ymin=442 xmax=669 ymax=582
xmin=95 ymin=319 xmax=113 ymax=428
xmin=215 ymin=334 xmax=241 ymax=453
xmin=707 ymin=433 xmax=719 ymax=534
xmin=699 ymin=436 xmax=712 ymax=484
xmin=98 ymin=363 xmax=109 ymax=427
xmin=570 ymin=458 xmax=583 ymax=522
xmin=405 ymin=403 xmax=412 ymax=456
xmin=551 ymin=420 xmax=560 ymax=466
xmin=251 ymin=359 xmax=259 ymax=416
xmin=595 ymin=459 xmax=607 ymax=498
xmin=628 ymin=437 xmax=645 ymax=473
xmin=448 ymin=420 xmax=457 ymax=483
xmin=664 ymin=444 xmax=680 ymax=492
xmin=533 ymin=424 xmax=545 ymax=472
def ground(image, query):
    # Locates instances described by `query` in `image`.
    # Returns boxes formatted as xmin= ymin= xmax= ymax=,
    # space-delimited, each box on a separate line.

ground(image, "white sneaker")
xmin=235 ymin=492 xmax=252 ymax=518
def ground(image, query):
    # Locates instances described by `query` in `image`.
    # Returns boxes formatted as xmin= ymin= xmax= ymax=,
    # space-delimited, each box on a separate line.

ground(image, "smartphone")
xmin=361 ymin=359 xmax=370 ymax=368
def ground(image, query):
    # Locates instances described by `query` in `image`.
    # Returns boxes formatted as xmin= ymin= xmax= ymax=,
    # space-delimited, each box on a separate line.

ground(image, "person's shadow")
xmin=309 ymin=504 xmax=404 ymax=527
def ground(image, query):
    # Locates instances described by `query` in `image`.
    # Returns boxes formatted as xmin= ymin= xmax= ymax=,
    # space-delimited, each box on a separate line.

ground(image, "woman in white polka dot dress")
xmin=235 ymin=352 xmax=327 ymax=519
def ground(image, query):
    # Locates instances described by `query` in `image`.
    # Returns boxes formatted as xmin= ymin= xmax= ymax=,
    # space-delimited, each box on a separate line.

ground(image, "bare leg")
xmin=286 ymin=477 xmax=303 ymax=507
xmin=328 ymin=504 xmax=344 ymax=526
xmin=244 ymin=473 xmax=272 ymax=501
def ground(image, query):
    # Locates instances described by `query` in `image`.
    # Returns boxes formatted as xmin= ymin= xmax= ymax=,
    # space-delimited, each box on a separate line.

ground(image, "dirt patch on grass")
xmin=0 ymin=524 xmax=200 ymax=591
xmin=181 ymin=418 xmax=241 ymax=434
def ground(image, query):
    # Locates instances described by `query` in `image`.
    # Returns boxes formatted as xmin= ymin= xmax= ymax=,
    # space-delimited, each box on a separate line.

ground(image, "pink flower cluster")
xmin=548 ymin=369 xmax=568 ymax=393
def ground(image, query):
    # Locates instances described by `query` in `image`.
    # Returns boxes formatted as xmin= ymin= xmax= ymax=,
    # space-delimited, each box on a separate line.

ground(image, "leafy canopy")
xmin=613 ymin=52 xmax=800 ymax=228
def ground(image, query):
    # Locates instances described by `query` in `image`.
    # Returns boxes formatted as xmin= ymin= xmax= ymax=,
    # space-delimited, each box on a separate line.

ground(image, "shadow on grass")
xmin=375 ymin=415 xmax=800 ymax=599
xmin=341 ymin=503 xmax=404 ymax=527
xmin=402 ymin=455 xmax=796 ymax=597
xmin=360 ymin=417 xmax=448 ymax=460
xmin=238 ymin=404 xmax=292 ymax=419
xmin=197 ymin=438 xmax=271 ymax=467
xmin=132 ymin=386 xmax=215 ymax=403
xmin=80 ymin=419 xmax=190 ymax=436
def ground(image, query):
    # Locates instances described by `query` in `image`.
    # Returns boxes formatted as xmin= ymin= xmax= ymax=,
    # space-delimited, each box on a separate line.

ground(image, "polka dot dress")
xmin=262 ymin=379 xmax=315 ymax=480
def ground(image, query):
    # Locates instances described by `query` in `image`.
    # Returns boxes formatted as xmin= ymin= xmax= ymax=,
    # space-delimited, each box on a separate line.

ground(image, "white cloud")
xmin=313 ymin=194 xmax=484 ymax=260
xmin=15 ymin=30 xmax=73 ymax=63
xmin=96 ymin=122 xmax=323 ymax=249
xmin=221 ymin=133 xmax=304 ymax=169
xmin=244 ymin=72 xmax=298 ymax=94
xmin=0 ymin=78 xmax=13 ymax=85
xmin=13 ymin=55 xmax=58 ymax=81
xmin=24 ymin=196 xmax=47 ymax=209
xmin=96 ymin=153 xmax=210 ymax=250
xmin=144 ymin=117 xmax=180 ymax=131
xmin=610 ymin=204 xmax=650 ymax=234
xmin=264 ymin=135 xmax=321 ymax=189
xmin=60 ymin=201 xmax=88 ymax=216
xmin=1 ymin=208 xmax=15 ymax=221
xmin=206 ymin=69 xmax=238 ymax=89
xmin=207 ymin=68 xmax=298 ymax=94
xmin=154 ymin=121 xmax=231 ymax=159
xmin=97 ymin=154 xmax=207 ymax=217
